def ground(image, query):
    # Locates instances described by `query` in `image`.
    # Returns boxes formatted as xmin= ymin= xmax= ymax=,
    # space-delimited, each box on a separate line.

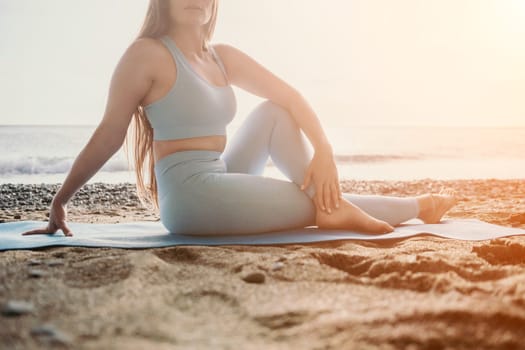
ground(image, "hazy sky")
xmin=1 ymin=0 xmax=524 ymax=127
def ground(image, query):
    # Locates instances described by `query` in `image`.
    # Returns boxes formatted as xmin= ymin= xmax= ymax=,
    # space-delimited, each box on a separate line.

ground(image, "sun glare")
xmin=505 ymin=0 xmax=525 ymax=32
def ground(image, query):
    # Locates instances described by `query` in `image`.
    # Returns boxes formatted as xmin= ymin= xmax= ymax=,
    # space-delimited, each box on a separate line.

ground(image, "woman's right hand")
xmin=21 ymin=198 xmax=74 ymax=237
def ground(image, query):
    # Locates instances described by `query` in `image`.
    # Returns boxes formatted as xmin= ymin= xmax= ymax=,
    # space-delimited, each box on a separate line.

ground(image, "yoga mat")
xmin=1 ymin=219 xmax=525 ymax=251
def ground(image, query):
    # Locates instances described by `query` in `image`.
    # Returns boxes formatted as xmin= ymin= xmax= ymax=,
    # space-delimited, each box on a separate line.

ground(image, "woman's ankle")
xmin=416 ymin=191 xmax=458 ymax=224
xmin=416 ymin=194 xmax=432 ymax=219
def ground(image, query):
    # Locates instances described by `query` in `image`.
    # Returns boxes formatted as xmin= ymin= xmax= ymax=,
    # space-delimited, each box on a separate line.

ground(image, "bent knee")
xmin=253 ymin=100 xmax=297 ymax=126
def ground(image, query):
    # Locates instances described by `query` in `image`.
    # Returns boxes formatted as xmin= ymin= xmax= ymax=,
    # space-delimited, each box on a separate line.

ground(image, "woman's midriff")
xmin=153 ymin=135 xmax=227 ymax=163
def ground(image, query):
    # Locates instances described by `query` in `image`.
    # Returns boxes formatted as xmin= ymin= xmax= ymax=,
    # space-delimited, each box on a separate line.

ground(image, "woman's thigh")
xmin=161 ymin=172 xmax=316 ymax=235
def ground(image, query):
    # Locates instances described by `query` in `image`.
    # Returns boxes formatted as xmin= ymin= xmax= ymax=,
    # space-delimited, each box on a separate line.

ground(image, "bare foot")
xmin=417 ymin=189 xmax=458 ymax=224
xmin=316 ymin=199 xmax=394 ymax=234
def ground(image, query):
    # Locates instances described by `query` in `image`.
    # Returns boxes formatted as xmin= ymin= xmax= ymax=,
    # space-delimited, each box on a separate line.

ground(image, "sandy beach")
xmin=1 ymin=179 xmax=525 ymax=349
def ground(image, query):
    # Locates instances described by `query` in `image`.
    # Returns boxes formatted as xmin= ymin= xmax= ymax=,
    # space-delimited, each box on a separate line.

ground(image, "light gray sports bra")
xmin=144 ymin=35 xmax=237 ymax=141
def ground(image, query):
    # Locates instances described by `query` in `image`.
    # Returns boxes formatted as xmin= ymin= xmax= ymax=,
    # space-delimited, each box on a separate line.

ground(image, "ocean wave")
xmin=0 ymin=156 xmax=131 ymax=175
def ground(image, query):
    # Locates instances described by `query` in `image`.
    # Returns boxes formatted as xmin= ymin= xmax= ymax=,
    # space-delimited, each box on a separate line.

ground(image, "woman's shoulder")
xmin=125 ymin=37 xmax=168 ymax=60
xmin=210 ymin=42 xmax=236 ymax=56
xmin=210 ymin=43 xmax=246 ymax=64
xmin=115 ymin=37 xmax=171 ymax=75
xmin=210 ymin=43 xmax=256 ymax=69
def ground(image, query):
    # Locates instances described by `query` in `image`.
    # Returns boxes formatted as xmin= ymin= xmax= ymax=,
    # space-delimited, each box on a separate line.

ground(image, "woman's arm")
xmin=23 ymin=38 xmax=160 ymax=235
xmin=54 ymin=39 xmax=156 ymax=205
xmin=213 ymin=44 xmax=342 ymax=213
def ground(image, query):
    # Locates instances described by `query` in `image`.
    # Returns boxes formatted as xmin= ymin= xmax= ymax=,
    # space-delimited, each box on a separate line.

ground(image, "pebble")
xmin=31 ymin=324 xmax=73 ymax=346
xmin=242 ymin=272 xmax=266 ymax=284
xmin=1 ymin=300 xmax=34 ymax=316
xmin=509 ymin=213 xmax=525 ymax=224
xmin=272 ymin=262 xmax=285 ymax=271
xmin=28 ymin=269 xmax=49 ymax=278
xmin=46 ymin=259 xmax=64 ymax=267
xmin=13 ymin=214 xmax=21 ymax=219
xmin=28 ymin=259 xmax=43 ymax=266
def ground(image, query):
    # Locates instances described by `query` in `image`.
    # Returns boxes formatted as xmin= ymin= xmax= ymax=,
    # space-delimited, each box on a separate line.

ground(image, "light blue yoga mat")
xmin=1 ymin=219 xmax=525 ymax=251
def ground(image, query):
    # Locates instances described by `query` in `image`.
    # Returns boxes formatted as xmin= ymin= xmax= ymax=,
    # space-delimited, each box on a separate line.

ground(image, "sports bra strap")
xmin=209 ymin=46 xmax=230 ymax=85
xmin=160 ymin=36 xmax=229 ymax=85
xmin=159 ymin=36 xmax=181 ymax=62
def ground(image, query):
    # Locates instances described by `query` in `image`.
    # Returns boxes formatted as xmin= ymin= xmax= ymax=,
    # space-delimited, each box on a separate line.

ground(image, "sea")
xmin=0 ymin=125 xmax=524 ymax=184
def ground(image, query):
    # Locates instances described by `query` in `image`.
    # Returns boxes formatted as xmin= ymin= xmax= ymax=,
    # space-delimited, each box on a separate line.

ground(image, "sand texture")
xmin=1 ymin=179 xmax=525 ymax=349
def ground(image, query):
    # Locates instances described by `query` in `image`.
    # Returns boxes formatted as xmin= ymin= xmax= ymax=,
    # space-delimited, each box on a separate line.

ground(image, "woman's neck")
xmin=167 ymin=26 xmax=207 ymax=57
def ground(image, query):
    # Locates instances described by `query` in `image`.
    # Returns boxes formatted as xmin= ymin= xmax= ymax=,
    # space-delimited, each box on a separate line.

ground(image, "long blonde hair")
xmin=124 ymin=0 xmax=219 ymax=210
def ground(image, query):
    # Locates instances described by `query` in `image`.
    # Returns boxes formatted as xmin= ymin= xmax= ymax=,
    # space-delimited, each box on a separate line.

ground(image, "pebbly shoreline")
xmin=0 ymin=183 xmax=153 ymax=224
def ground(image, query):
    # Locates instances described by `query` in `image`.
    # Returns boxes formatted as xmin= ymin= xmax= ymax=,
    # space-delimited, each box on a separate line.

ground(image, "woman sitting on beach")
xmin=23 ymin=0 xmax=457 ymax=237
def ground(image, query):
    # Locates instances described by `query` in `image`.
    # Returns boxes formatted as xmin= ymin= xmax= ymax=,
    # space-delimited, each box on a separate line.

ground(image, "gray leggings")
xmin=154 ymin=100 xmax=419 ymax=235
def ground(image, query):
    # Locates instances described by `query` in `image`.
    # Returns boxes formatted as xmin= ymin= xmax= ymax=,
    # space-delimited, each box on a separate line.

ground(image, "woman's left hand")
xmin=301 ymin=148 xmax=342 ymax=213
